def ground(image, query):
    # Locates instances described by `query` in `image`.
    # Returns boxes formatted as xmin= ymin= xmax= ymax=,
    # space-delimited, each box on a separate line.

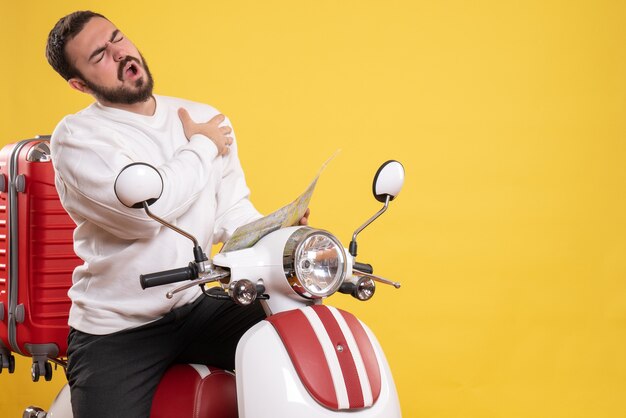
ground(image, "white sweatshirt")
xmin=51 ymin=95 xmax=261 ymax=335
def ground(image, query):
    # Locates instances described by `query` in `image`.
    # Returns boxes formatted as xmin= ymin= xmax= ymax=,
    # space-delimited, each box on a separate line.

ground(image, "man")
xmin=45 ymin=10 xmax=308 ymax=418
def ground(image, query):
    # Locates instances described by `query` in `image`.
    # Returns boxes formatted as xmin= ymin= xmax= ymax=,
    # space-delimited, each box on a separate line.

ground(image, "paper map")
xmin=220 ymin=151 xmax=338 ymax=253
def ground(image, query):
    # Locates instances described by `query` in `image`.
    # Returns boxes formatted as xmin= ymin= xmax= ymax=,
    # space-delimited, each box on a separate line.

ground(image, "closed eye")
xmin=88 ymin=29 xmax=124 ymax=63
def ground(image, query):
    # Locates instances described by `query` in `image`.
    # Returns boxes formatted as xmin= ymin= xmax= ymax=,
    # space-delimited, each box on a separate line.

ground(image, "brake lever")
xmin=353 ymin=269 xmax=401 ymax=289
xmin=166 ymin=270 xmax=230 ymax=299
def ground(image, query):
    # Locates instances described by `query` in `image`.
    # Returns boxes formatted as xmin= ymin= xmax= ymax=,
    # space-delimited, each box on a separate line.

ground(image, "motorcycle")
xmin=24 ymin=160 xmax=405 ymax=418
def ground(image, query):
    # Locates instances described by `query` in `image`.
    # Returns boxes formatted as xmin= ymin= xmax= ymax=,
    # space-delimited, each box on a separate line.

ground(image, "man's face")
xmin=65 ymin=17 xmax=154 ymax=105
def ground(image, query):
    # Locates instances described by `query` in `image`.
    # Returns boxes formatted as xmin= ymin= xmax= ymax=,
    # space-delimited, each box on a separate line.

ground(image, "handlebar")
xmin=353 ymin=261 xmax=373 ymax=274
xmin=140 ymin=263 xmax=198 ymax=289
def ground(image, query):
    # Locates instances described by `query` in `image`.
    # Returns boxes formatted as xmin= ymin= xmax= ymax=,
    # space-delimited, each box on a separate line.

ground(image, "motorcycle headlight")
xmin=283 ymin=228 xmax=347 ymax=299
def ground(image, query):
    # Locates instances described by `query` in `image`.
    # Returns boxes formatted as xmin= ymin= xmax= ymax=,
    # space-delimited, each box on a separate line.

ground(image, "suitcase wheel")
xmin=31 ymin=363 xmax=40 ymax=382
xmin=0 ymin=353 xmax=16 ymax=374
xmin=44 ymin=362 xmax=53 ymax=381
xmin=31 ymin=362 xmax=52 ymax=382
xmin=31 ymin=358 xmax=55 ymax=382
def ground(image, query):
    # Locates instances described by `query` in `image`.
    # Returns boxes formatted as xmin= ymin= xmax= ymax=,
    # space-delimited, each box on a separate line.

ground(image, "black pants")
xmin=66 ymin=295 xmax=266 ymax=418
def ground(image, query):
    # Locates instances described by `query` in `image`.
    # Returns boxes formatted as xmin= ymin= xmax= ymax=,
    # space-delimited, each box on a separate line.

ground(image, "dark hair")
xmin=46 ymin=10 xmax=107 ymax=80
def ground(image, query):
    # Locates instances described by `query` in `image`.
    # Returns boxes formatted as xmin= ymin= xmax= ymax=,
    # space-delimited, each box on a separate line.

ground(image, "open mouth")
xmin=127 ymin=63 xmax=138 ymax=76
xmin=118 ymin=59 xmax=142 ymax=81
xmin=125 ymin=62 xmax=139 ymax=79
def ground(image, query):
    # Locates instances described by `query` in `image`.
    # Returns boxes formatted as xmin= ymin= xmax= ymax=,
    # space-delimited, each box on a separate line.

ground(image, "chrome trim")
xmin=283 ymin=227 xmax=347 ymax=299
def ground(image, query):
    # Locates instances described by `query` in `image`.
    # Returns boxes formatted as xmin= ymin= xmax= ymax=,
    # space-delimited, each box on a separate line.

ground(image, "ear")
xmin=68 ymin=77 xmax=91 ymax=94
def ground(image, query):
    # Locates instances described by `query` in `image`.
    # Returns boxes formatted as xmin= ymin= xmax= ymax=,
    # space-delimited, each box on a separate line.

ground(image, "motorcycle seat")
xmin=150 ymin=364 xmax=237 ymax=418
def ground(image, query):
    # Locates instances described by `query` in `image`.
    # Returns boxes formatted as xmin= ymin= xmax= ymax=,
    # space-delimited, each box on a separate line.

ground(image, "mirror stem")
xmin=143 ymin=202 xmax=208 ymax=262
xmin=143 ymin=202 xmax=198 ymax=247
xmin=349 ymin=195 xmax=390 ymax=257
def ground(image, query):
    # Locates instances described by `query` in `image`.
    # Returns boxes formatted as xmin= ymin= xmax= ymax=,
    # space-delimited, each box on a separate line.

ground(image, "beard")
xmin=81 ymin=53 xmax=155 ymax=105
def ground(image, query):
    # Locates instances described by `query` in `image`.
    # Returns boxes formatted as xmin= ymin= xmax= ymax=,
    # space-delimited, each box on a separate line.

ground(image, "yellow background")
xmin=1 ymin=0 xmax=625 ymax=417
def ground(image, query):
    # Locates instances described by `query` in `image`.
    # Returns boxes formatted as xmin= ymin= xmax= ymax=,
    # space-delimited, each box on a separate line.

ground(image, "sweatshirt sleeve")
xmin=51 ymin=117 xmax=219 ymax=241
xmin=212 ymin=119 xmax=263 ymax=243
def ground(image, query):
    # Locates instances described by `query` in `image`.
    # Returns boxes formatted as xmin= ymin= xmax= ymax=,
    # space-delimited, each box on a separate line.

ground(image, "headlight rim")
xmin=283 ymin=227 xmax=347 ymax=299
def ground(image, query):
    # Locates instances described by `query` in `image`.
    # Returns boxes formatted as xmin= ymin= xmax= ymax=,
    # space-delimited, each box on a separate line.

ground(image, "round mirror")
xmin=372 ymin=160 xmax=405 ymax=203
xmin=114 ymin=163 xmax=163 ymax=208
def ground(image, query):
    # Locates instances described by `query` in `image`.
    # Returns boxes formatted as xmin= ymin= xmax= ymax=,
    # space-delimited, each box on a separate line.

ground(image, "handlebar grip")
xmin=140 ymin=264 xmax=196 ymax=289
xmin=353 ymin=262 xmax=374 ymax=274
xmin=339 ymin=282 xmax=356 ymax=295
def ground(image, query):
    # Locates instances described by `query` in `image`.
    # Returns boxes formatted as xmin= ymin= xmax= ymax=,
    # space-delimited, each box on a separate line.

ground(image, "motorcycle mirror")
xmin=349 ymin=160 xmax=405 ymax=257
xmin=114 ymin=162 xmax=207 ymax=263
xmin=114 ymin=163 xmax=163 ymax=208
xmin=372 ymin=160 xmax=404 ymax=203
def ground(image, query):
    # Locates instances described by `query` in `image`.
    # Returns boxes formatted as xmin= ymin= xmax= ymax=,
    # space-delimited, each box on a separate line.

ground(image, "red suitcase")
xmin=0 ymin=137 xmax=81 ymax=381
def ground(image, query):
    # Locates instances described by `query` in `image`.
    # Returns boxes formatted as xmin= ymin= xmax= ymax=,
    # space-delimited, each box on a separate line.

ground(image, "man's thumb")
xmin=178 ymin=107 xmax=192 ymax=124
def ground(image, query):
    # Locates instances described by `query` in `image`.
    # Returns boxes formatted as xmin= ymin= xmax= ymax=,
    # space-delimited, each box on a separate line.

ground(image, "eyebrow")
xmin=88 ymin=29 xmax=121 ymax=61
